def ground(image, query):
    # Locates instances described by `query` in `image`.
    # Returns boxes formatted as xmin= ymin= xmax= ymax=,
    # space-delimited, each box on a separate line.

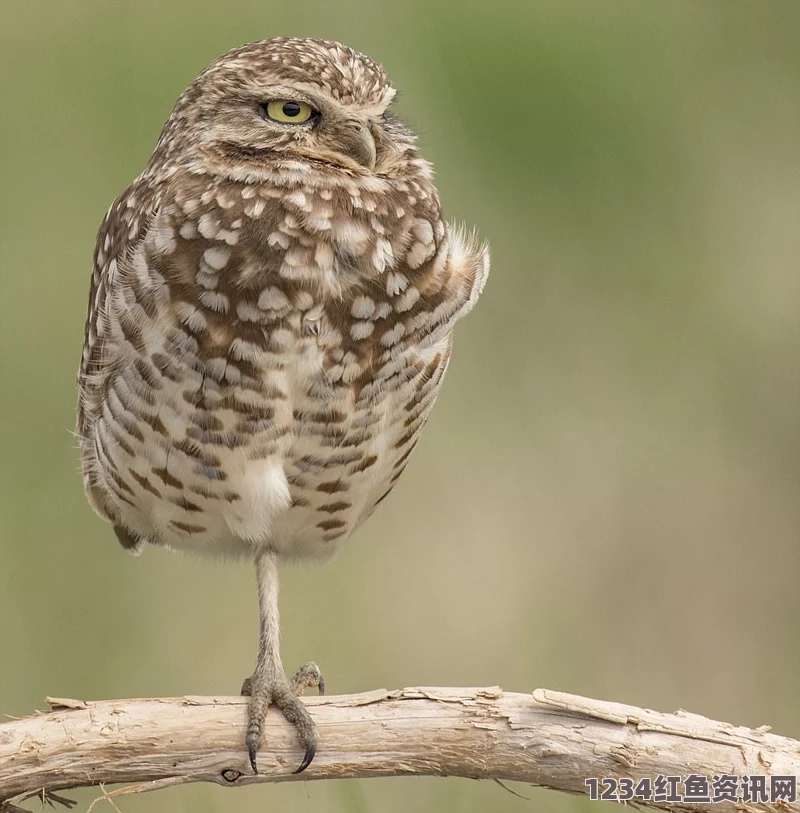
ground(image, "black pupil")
xmin=282 ymin=102 xmax=302 ymax=118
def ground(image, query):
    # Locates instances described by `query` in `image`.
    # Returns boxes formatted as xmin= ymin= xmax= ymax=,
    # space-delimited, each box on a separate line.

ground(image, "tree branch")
xmin=2 ymin=687 xmax=799 ymax=811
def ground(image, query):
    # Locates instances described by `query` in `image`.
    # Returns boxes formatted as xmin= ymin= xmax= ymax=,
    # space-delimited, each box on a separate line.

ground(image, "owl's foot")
xmin=241 ymin=661 xmax=324 ymax=774
xmin=289 ymin=661 xmax=325 ymax=696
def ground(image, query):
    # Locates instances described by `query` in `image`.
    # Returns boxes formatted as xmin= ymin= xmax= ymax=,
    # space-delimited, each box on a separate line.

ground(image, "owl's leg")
xmin=241 ymin=549 xmax=323 ymax=774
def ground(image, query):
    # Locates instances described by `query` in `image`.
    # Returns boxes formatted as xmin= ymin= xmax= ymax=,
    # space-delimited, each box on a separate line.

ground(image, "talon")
xmin=318 ymin=675 xmax=325 ymax=696
xmin=247 ymin=736 xmax=259 ymax=774
xmin=242 ymin=668 xmax=319 ymax=774
xmin=295 ymin=741 xmax=316 ymax=774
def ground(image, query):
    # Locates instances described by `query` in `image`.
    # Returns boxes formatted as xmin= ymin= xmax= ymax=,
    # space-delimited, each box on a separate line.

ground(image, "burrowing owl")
xmin=77 ymin=37 xmax=488 ymax=773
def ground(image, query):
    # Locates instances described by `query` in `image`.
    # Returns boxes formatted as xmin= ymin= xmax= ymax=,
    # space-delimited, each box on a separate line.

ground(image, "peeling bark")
xmin=1 ymin=687 xmax=799 ymax=812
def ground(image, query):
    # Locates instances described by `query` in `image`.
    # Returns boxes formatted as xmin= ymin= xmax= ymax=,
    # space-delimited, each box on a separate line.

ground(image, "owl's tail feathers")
xmin=114 ymin=524 xmax=146 ymax=556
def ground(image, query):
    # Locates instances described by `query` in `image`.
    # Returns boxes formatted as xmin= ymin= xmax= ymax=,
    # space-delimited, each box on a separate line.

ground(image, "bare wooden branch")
xmin=2 ymin=687 xmax=800 ymax=812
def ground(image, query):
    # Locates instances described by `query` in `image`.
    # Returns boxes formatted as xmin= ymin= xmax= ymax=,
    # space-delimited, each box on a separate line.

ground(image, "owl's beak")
xmin=338 ymin=119 xmax=377 ymax=170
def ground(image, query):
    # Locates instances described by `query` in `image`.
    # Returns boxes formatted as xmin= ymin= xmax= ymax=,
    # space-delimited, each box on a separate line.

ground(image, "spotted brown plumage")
xmin=77 ymin=37 xmax=488 ymax=774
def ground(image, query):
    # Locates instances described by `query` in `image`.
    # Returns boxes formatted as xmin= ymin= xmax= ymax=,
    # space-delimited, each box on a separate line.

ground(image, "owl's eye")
xmin=261 ymin=100 xmax=316 ymax=124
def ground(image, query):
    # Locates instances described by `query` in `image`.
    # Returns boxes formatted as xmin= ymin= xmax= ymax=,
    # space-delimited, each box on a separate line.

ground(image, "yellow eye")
xmin=263 ymin=100 xmax=315 ymax=124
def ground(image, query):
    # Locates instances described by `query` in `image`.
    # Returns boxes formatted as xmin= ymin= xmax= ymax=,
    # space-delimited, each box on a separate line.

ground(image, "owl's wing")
xmin=77 ymin=177 xmax=161 ymax=523
xmin=413 ymin=223 xmax=490 ymax=350
xmin=354 ymin=222 xmax=490 ymax=524
xmin=78 ymin=178 xmax=161 ymax=434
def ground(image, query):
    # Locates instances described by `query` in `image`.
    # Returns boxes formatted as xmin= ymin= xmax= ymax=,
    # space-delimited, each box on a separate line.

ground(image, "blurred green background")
xmin=2 ymin=1 xmax=800 ymax=811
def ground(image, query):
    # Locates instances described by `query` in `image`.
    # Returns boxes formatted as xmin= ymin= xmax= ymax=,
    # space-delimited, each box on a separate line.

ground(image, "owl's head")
xmin=153 ymin=38 xmax=418 ymax=179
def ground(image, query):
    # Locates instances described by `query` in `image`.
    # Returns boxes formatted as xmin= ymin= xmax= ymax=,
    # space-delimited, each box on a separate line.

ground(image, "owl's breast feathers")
xmin=78 ymin=167 xmax=488 ymax=558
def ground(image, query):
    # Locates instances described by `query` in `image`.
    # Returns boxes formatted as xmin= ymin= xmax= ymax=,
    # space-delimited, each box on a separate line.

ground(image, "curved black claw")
xmin=248 ymin=739 xmax=259 ymax=775
xmin=295 ymin=741 xmax=316 ymax=774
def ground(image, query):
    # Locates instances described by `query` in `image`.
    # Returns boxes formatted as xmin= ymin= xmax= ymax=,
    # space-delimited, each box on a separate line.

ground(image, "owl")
xmin=77 ymin=37 xmax=489 ymax=773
